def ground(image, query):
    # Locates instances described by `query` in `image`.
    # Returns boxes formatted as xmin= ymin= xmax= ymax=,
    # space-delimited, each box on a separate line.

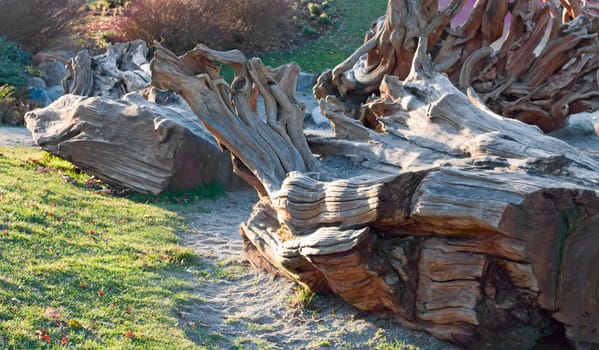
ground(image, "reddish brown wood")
xmin=315 ymin=0 xmax=599 ymax=132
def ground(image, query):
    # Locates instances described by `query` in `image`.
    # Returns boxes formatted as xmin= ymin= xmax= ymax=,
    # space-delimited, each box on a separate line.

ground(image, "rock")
xmin=27 ymin=76 xmax=46 ymax=89
xmin=38 ymin=60 xmax=68 ymax=87
xmin=25 ymin=92 xmax=247 ymax=194
xmin=550 ymin=113 xmax=598 ymax=139
xmin=27 ymin=87 xmax=51 ymax=107
xmin=296 ymin=72 xmax=317 ymax=92
xmin=309 ymin=106 xmax=330 ymax=127
xmin=45 ymin=85 xmax=64 ymax=103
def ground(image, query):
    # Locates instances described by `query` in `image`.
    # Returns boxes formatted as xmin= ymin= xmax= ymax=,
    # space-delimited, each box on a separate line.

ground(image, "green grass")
xmin=262 ymin=0 xmax=388 ymax=74
xmin=0 ymin=146 xmax=219 ymax=349
xmin=288 ymin=284 xmax=318 ymax=309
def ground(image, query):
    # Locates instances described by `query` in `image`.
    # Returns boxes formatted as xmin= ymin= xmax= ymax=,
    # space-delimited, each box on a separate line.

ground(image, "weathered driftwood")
xmin=63 ymin=40 xmax=151 ymax=98
xmin=30 ymin=40 xmax=246 ymax=194
xmin=150 ymin=35 xmax=599 ymax=348
xmin=315 ymin=0 xmax=599 ymax=132
xmin=25 ymin=91 xmax=246 ymax=194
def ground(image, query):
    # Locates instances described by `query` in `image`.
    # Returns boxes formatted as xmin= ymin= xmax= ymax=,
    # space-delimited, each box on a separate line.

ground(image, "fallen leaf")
xmin=123 ymin=331 xmax=137 ymax=339
xmin=45 ymin=307 xmax=61 ymax=319
xmin=69 ymin=319 xmax=82 ymax=328
xmin=40 ymin=335 xmax=51 ymax=344
xmin=34 ymin=328 xmax=48 ymax=337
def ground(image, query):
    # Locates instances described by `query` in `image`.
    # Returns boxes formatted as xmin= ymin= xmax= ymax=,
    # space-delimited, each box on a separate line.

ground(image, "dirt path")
xmin=0 ymin=126 xmax=34 ymax=146
xmin=179 ymin=191 xmax=459 ymax=350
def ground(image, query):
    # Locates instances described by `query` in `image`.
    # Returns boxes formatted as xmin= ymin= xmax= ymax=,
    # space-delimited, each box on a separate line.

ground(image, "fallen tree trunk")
xmin=314 ymin=0 xmax=599 ymax=132
xmin=150 ymin=36 xmax=599 ymax=348
xmin=25 ymin=91 xmax=247 ymax=194
xmin=27 ymin=40 xmax=247 ymax=194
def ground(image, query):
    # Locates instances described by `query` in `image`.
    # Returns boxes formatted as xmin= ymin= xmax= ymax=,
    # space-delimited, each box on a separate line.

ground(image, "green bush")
xmin=0 ymin=37 xmax=31 ymax=88
xmin=107 ymin=0 xmax=129 ymax=7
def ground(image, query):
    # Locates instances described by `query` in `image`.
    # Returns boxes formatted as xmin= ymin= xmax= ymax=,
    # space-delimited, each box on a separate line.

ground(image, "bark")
xmin=314 ymin=0 xmax=599 ymax=132
xmin=150 ymin=36 xmax=599 ymax=348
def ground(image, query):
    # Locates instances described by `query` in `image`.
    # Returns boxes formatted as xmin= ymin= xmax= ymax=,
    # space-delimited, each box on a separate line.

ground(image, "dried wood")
xmin=315 ymin=0 xmax=599 ymax=132
xmin=150 ymin=33 xmax=599 ymax=347
xmin=63 ymin=40 xmax=151 ymax=98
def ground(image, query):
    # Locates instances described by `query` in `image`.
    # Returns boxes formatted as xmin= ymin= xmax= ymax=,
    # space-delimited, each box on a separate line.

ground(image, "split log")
xmin=315 ymin=0 xmax=599 ymax=132
xmin=150 ymin=36 xmax=599 ymax=348
xmin=24 ymin=91 xmax=246 ymax=194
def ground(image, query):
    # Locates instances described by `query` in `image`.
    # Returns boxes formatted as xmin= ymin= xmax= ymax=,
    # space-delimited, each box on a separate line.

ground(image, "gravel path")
xmin=0 ymin=126 xmax=34 ymax=146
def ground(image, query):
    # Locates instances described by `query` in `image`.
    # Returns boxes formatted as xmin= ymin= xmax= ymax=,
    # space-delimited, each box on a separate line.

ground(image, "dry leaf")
xmin=123 ymin=331 xmax=137 ymax=339
xmin=59 ymin=333 xmax=69 ymax=345
xmin=45 ymin=307 xmax=61 ymax=319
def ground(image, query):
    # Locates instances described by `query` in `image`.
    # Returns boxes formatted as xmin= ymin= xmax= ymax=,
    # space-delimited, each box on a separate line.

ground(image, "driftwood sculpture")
xmin=315 ymin=0 xmax=599 ymax=132
xmin=150 ymin=36 xmax=599 ymax=348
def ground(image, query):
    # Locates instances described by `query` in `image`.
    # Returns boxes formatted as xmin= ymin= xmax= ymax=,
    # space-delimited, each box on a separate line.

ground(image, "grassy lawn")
xmin=263 ymin=0 xmax=388 ymax=74
xmin=0 ymin=146 xmax=220 ymax=349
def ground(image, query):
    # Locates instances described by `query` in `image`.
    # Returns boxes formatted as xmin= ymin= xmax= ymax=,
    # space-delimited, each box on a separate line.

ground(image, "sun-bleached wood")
xmin=24 ymin=92 xmax=246 ymax=194
xmin=63 ymin=40 xmax=151 ymax=98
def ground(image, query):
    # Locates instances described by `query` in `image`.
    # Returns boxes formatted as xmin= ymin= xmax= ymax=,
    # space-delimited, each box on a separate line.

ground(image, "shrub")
xmin=88 ymin=0 xmax=129 ymax=11
xmin=0 ymin=84 xmax=29 ymax=125
xmin=0 ymin=37 xmax=32 ymax=87
xmin=0 ymin=0 xmax=84 ymax=52
xmin=307 ymin=2 xmax=322 ymax=16
xmin=107 ymin=0 xmax=130 ymax=7
xmin=114 ymin=0 xmax=293 ymax=54
xmin=224 ymin=0 xmax=294 ymax=52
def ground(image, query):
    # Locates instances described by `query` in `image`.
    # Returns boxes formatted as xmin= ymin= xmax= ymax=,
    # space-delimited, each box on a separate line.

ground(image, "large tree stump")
xmin=150 ymin=36 xmax=599 ymax=347
xmin=315 ymin=0 xmax=599 ymax=132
